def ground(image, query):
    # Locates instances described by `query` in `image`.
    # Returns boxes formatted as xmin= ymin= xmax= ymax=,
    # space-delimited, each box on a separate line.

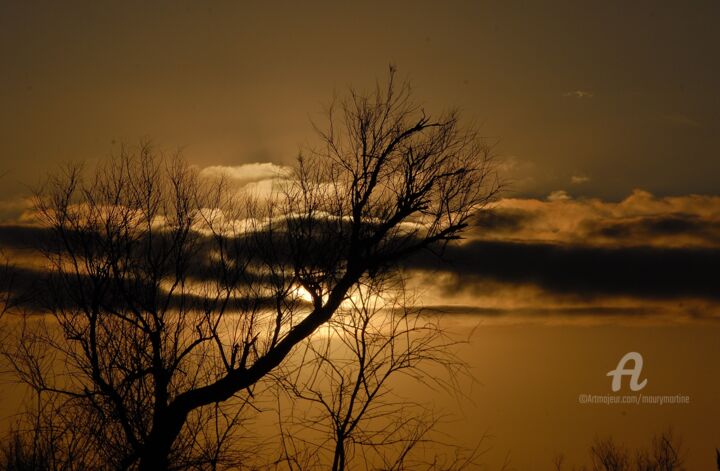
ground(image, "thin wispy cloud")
xmin=660 ymin=113 xmax=701 ymax=128
xmin=0 ymin=196 xmax=33 ymax=224
xmin=547 ymin=190 xmax=571 ymax=201
xmin=563 ymin=90 xmax=594 ymax=99
xmin=199 ymin=163 xmax=293 ymax=186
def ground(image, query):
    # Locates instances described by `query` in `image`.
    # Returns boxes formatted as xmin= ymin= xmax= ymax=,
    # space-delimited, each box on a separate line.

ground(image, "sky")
xmin=1 ymin=1 xmax=719 ymax=469
xmin=1 ymin=1 xmax=719 ymax=203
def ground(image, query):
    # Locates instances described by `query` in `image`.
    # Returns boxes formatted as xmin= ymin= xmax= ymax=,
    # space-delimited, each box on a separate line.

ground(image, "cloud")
xmin=408 ymin=189 xmax=720 ymax=315
xmin=0 ymin=197 xmax=35 ymax=224
xmin=584 ymin=213 xmax=720 ymax=246
xmin=571 ymin=175 xmax=590 ymax=184
xmin=199 ymin=163 xmax=293 ymax=187
xmin=405 ymin=239 xmax=720 ymax=301
xmin=563 ymin=90 xmax=594 ymax=99
xmin=660 ymin=113 xmax=701 ymax=128
xmin=495 ymin=156 xmax=537 ymax=193
xmin=3 ymin=188 xmax=720 ymax=321
xmin=547 ymin=190 xmax=571 ymax=202
xmin=0 ymin=225 xmax=50 ymax=250
xmin=473 ymin=208 xmax=536 ymax=234
xmin=422 ymin=304 xmax=657 ymax=318
xmin=397 ymin=189 xmax=720 ymax=315
xmin=471 ymin=190 xmax=720 ymax=248
xmin=4 ymin=264 xmax=293 ymax=313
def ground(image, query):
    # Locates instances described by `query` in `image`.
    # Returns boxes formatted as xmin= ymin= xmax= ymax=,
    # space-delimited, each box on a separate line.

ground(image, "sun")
xmin=294 ymin=285 xmax=315 ymax=304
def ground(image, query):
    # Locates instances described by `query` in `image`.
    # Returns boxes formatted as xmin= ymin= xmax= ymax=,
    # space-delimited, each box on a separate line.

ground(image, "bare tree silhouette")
xmin=273 ymin=275 xmax=479 ymax=470
xmin=0 ymin=249 xmax=17 ymax=322
xmin=635 ymin=429 xmax=685 ymax=471
xmin=591 ymin=438 xmax=631 ymax=471
xmin=4 ymin=67 xmax=498 ymax=469
xmin=554 ymin=429 xmax=686 ymax=471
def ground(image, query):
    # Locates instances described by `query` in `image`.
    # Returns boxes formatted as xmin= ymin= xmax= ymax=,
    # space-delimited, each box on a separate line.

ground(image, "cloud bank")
xmin=1 ymin=186 xmax=719 ymax=322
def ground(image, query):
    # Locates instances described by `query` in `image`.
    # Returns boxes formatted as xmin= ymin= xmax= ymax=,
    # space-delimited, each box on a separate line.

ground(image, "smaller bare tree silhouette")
xmin=0 ymin=249 xmax=16 ymax=322
xmin=272 ymin=275 xmax=480 ymax=471
xmin=635 ymin=429 xmax=685 ymax=471
xmin=591 ymin=438 xmax=631 ymax=471
xmin=554 ymin=429 xmax=686 ymax=471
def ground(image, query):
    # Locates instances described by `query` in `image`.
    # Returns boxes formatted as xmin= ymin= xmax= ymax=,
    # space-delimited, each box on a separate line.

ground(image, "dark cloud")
xmin=0 ymin=223 xmax=342 ymax=313
xmin=421 ymin=305 xmax=657 ymax=317
xmin=584 ymin=213 xmax=720 ymax=244
xmin=2 ymin=202 xmax=720 ymax=312
xmin=5 ymin=265 xmax=302 ymax=313
xmin=0 ymin=225 xmax=50 ymax=250
xmin=407 ymin=240 xmax=720 ymax=300
xmin=471 ymin=208 xmax=535 ymax=234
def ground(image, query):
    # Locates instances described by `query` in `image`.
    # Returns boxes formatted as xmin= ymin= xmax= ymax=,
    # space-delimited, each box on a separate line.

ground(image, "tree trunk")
xmin=137 ymin=411 xmax=187 ymax=471
xmin=331 ymin=436 xmax=345 ymax=471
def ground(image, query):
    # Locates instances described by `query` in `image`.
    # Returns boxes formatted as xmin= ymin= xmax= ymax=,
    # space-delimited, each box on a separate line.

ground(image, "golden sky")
xmin=1 ymin=1 xmax=719 ymax=202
